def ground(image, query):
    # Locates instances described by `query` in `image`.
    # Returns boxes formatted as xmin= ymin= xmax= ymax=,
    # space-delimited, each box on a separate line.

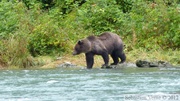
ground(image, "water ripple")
xmin=0 ymin=67 xmax=179 ymax=100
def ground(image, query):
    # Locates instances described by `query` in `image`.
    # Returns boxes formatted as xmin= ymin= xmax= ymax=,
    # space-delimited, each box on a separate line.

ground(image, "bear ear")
xmin=78 ymin=40 xmax=83 ymax=45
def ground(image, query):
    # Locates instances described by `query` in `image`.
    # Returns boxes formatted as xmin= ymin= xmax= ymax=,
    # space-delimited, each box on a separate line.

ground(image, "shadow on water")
xmin=0 ymin=66 xmax=180 ymax=100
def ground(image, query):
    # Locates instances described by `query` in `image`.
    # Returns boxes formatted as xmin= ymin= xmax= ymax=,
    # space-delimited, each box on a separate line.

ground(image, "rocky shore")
xmin=56 ymin=60 xmax=177 ymax=69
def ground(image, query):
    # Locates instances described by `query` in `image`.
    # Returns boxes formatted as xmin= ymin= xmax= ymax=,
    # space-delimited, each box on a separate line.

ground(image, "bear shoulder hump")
xmin=87 ymin=35 xmax=96 ymax=41
xmin=98 ymin=32 xmax=113 ymax=40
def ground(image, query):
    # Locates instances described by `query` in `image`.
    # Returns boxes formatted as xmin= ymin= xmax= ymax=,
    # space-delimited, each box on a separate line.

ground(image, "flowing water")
xmin=0 ymin=67 xmax=180 ymax=101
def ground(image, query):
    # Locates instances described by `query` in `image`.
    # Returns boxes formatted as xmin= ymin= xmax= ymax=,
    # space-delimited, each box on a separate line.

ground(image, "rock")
xmin=57 ymin=62 xmax=77 ymax=68
xmin=157 ymin=60 xmax=173 ymax=67
xmin=136 ymin=60 xmax=150 ymax=67
xmin=101 ymin=62 xmax=137 ymax=69
xmin=136 ymin=60 xmax=173 ymax=68
xmin=56 ymin=60 xmax=174 ymax=69
xmin=56 ymin=57 xmax=62 ymax=60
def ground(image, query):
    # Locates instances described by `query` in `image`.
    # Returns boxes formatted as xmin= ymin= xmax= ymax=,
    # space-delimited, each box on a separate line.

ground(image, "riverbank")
xmin=0 ymin=48 xmax=179 ymax=69
xmin=40 ymin=49 xmax=180 ymax=69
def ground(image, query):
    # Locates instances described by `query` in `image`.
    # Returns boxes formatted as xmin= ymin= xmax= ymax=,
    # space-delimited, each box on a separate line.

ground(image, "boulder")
xmin=136 ymin=60 xmax=172 ymax=68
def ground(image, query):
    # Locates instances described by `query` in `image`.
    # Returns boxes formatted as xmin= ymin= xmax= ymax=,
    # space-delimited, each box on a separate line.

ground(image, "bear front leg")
xmin=85 ymin=53 xmax=94 ymax=69
xmin=101 ymin=51 xmax=109 ymax=67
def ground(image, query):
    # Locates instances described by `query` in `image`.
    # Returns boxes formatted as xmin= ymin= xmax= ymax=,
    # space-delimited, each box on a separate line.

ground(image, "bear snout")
xmin=72 ymin=51 xmax=76 ymax=55
xmin=72 ymin=50 xmax=78 ymax=55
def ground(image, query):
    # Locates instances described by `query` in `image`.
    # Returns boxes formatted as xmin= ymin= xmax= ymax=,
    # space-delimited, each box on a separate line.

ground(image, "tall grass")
xmin=0 ymin=33 xmax=35 ymax=68
xmin=126 ymin=47 xmax=180 ymax=65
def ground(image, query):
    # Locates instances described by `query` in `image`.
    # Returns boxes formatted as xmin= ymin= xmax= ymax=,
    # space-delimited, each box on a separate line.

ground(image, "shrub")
xmin=77 ymin=0 xmax=180 ymax=49
xmin=126 ymin=0 xmax=180 ymax=49
xmin=0 ymin=1 xmax=19 ymax=39
xmin=77 ymin=0 xmax=124 ymax=34
xmin=28 ymin=18 xmax=69 ymax=56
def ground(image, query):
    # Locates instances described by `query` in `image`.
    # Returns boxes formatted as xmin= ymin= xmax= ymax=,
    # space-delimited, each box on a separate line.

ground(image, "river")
xmin=0 ymin=67 xmax=180 ymax=101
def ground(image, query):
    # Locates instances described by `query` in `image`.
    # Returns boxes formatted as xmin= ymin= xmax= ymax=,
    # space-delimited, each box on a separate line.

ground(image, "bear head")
xmin=73 ymin=39 xmax=91 ymax=55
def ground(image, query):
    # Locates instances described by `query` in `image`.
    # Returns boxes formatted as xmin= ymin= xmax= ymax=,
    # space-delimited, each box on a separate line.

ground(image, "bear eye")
xmin=78 ymin=40 xmax=83 ymax=45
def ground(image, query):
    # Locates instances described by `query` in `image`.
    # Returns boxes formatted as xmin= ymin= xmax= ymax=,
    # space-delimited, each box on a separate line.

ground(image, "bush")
xmin=0 ymin=1 xmax=19 ymax=39
xmin=77 ymin=0 xmax=124 ymax=34
xmin=126 ymin=0 xmax=180 ymax=49
xmin=0 ymin=1 xmax=34 ymax=68
xmin=28 ymin=19 xmax=69 ymax=56
xmin=77 ymin=0 xmax=180 ymax=49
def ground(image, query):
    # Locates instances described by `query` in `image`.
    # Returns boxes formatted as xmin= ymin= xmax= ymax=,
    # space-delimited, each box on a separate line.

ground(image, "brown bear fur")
xmin=73 ymin=32 xmax=126 ymax=69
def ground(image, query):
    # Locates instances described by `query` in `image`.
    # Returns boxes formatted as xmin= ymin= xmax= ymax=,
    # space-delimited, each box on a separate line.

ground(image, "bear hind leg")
xmin=101 ymin=51 xmax=109 ymax=67
xmin=118 ymin=52 xmax=126 ymax=63
xmin=110 ymin=51 xmax=119 ymax=65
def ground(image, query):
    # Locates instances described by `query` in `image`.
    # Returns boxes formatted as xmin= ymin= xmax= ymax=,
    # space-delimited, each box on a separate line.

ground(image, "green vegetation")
xmin=0 ymin=0 xmax=179 ymax=68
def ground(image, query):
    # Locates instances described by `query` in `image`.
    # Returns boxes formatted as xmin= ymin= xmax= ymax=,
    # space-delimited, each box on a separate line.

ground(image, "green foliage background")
xmin=0 ymin=0 xmax=179 ymax=68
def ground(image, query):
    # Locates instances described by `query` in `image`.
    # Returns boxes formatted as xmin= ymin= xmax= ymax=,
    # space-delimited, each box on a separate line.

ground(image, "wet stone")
xmin=57 ymin=62 xmax=78 ymax=68
xmin=101 ymin=62 xmax=137 ymax=69
xmin=136 ymin=60 xmax=173 ymax=68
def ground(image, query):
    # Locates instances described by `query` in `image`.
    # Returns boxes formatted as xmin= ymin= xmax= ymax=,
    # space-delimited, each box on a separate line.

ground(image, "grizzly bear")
xmin=73 ymin=32 xmax=126 ymax=69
